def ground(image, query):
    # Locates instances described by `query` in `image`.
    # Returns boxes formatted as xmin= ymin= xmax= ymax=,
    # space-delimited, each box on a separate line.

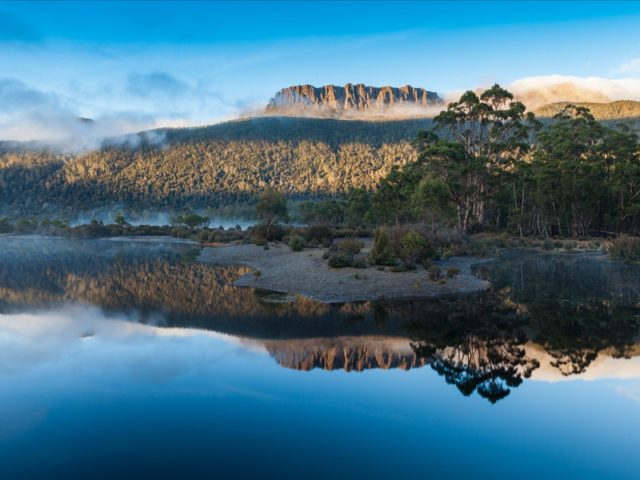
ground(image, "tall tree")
xmin=418 ymin=84 xmax=537 ymax=232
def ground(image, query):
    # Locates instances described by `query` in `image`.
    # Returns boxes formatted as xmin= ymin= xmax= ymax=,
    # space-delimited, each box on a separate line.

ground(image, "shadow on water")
xmin=1 ymin=237 xmax=640 ymax=403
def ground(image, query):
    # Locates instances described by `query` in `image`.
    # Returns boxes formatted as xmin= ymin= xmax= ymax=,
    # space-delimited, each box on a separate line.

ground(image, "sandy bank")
xmin=198 ymin=242 xmax=490 ymax=303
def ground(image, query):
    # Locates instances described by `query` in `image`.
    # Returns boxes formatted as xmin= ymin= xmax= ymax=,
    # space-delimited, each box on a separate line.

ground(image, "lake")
xmin=0 ymin=236 xmax=639 ymax=479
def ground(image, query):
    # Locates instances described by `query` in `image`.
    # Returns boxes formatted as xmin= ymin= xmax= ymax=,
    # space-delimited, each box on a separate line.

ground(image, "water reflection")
xmin=1 ymin=237 xmax=640 ymax=403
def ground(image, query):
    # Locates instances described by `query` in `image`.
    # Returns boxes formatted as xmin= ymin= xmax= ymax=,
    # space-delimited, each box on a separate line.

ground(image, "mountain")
xmin=266 ymin=83 xmax=443 ymax=116
xmin=3 ymin=94 xmax=640 ymax=216
xmin=535 ymin=100 xmax=640 ymax=120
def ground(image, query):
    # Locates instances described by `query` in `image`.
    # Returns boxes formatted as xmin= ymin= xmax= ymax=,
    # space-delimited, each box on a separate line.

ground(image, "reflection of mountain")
xmin=2 ymin=238 xmax=640 ymax=403
xmin=265 ymin=337 xmax=426 ymax=372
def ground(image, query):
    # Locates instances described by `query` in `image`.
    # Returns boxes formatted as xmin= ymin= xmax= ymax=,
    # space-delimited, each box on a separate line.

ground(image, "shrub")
xmin=543 ymin=239 xmax=554 ymax=250
xmin=351 ymin=257 xmax=368 ymax=269
xmin=608 ymin=236 xmax=640 ymax=262
xmin=564 ymin=240 xmax=577 ymax=252
xmin=328 ymin=252 xmax=354 ymax=268
xmin=288 ymin=234 xmax=307 ymax=251
xmin=428 ymin=265 xmax=442 ymax=281
xmin=0 ymin=218 xmax=11 ymax=233
xmin=305 ymin=225 xmax=333 ymax=243
xmin=336 ymin=238 xmax=364 ymax=254
xmin=399 ymin=230 xmax=433 ymax=267
xmin=249 ymin=224 xmax=288 ymax=243
xmin=446 ymin=266 xmax=461 ymax=278
xmin=369 ymin=228 xmax=396 ymax=266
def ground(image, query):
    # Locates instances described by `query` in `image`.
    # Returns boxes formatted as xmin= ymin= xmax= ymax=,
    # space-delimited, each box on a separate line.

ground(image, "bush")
xmin=543 ymin=239 xmax=554 ymax=250
xmin=446 ymin=266 xmax=461 ymax=278
xmin=249 ymin=224 xmax=288 ymax=243
xmin=564 ymin=240 xmax=577 ymax=252
xmin=369 ymin=228 xmax=396 ymax=266
xmin=336 ymin=238 xmax=364 ymax=254
xmin=288 ymin=234 xmax=307 ymax=251
xmin=328 ymin=252 xmax=354 ymax=268
xmin=608 ymin=236 xmax=640 ymax=262
xmin=305 ymin=225 xmax=333 ymax=243
xmin=428 ymin=265 xmax=442 ymax=281
xmin=399 ymin=230 xmax=434 ymax=267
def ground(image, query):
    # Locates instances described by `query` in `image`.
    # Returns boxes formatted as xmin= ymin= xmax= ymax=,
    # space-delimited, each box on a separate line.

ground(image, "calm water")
xmin=1 ymin=236 xmax=639 ymax=479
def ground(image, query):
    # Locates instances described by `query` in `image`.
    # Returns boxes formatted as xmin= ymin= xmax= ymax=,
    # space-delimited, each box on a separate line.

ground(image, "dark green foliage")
xmin=256 ymin=190 xmax=288 ymax=226
xmin=369 ymin=228 xmax=396 ymax=266
xmin=428 ymin=265 xmax=442 ymax=280
xmin=327 ymin=252 xmax=354 ymax=268
xmin=334 ymin=238 xmax=364 ymax=255
xmin=114 ymin=211 xmax=128 ymax=226
xmin=304 ymin=225 xmax=333 ymax=243
xmin=173 ymin=212 xmax=209 ymax=228
xmin=399 ymin=230 xmax=433 ymax=267
xmin=298 ymin=199 xmax=344 ymax=226
xmin=248 ymin=224 xmax=288 ymax=243
xmin=288 ymin=234 xmax=307 ymax=252
xmin=446 ymin=266 xmax=461 ymax=278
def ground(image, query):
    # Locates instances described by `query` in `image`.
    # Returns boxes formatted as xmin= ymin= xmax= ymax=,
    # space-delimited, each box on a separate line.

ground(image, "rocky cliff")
xmin=267 ymin=83 xmax=443 ymax=115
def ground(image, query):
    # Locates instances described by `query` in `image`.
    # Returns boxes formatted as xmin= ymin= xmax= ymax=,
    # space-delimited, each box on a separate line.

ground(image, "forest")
xmin=0 ymin=117 xmax=426 ymax=215
xmin=1 ymin=86 xmax=640 ymax=241
xmin=300 ymin=85 xmax=640 ymax=238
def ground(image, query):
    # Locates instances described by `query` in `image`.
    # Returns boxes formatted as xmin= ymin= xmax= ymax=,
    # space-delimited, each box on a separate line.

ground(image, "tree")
xmin=114 ymin=211 xmax=128 ymax=226
xmin=411 ymin=175 xmax=454 ymax=238
xmin=602 ymin=124 xmax=640 ymax=233
xmin=299 ymin=200 xmax=344 ymax=226
xmin=173 ymin=212 xmax=209 ymax=228
xmin=532 ymin=106 xmax=609 ymax=236
xmin=345 ymin=187 xmax=371 ymax=227
xmin=370 ymin=165 xmax=421 ymax=225
xmin=256 ymin=190 xmax=288 ymax=227
xmin=418 ymin=84 xmax=537 ymax=232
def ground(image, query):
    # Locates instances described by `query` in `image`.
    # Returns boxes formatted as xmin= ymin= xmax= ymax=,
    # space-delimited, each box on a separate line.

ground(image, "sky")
xmin=2 ymin=0 xmax=640 ymax=144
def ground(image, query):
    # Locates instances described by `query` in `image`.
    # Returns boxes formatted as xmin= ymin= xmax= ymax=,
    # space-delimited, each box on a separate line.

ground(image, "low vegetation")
xmin=607 ymin=236 xmax=640 ymax=262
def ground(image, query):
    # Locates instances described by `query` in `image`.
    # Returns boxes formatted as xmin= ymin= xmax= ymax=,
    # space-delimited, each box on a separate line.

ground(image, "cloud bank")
xmin=508 ymin=74 xmax=640 ymax=109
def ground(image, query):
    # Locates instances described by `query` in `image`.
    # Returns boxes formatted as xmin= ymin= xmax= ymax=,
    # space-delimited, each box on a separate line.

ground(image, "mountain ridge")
xmin=266 ymin=83 xmax=443 ymax=116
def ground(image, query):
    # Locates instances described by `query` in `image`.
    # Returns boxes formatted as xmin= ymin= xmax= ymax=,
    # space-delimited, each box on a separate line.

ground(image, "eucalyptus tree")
xmin=417 ymin=84 xmax=538 ymax=233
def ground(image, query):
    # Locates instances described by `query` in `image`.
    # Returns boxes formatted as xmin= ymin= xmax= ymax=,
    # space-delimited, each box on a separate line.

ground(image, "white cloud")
xmin=506 ymin=75 xmax=640 ymax=109
xmin=617 ymin=57 xmax=640 ymax=74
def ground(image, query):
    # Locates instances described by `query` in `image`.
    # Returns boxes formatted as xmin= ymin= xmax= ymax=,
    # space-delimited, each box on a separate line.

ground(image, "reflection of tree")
xmin=407 ymin=292 xmax=539 ymax=403
xmin=530 ymin=301 xmax=640 ymax=375
xmin=480 ymin=253 xmax=640 ymax=376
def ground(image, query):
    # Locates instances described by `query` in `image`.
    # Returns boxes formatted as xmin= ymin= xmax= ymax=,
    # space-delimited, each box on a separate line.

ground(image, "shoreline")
xmin=198 ymin=242 xmax=491 ymax=304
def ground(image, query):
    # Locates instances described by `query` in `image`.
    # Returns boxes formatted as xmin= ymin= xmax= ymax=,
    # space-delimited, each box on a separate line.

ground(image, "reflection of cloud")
xmin=527 ymin=343 xmax=640 ymax=383
xmin=0 ymin=305 xmax=266 ymax=378
xmin=614 ymin=385 xmax=640 ymax=403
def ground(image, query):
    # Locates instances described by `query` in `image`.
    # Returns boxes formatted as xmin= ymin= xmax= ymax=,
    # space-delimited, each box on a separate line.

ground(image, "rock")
xmin=267 ymin=83 xmax=443 ymax=114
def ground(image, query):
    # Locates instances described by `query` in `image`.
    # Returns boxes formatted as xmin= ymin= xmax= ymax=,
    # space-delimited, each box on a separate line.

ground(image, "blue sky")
xmin=2 ymin=1 xmax=640 ymax=142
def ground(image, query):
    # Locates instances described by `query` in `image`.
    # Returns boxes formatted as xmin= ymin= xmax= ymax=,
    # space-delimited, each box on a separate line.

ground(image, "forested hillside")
xmin=0 ymin=117 xmax=430 ymax=215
